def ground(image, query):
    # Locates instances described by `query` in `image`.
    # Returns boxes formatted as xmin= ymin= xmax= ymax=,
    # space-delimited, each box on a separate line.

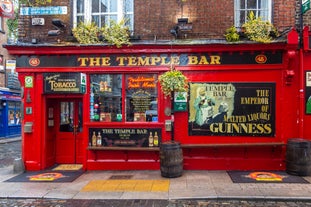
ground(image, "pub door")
xmin=54 ymin=99 xmax=83 ymax=164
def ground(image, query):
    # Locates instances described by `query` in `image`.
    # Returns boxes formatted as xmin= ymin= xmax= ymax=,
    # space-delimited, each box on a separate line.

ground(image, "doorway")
xmin=53 ymin=99 xmax=83 ymax=164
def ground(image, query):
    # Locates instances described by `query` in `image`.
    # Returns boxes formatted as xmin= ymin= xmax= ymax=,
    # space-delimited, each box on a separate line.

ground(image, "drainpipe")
xmin=299 ymin=0 xmax=304 ymax=138
xmin=299 ymin=48 xmax=304 ymax=138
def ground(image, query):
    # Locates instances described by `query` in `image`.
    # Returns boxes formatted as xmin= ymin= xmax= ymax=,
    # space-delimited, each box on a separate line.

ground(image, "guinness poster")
xmin=188 ymin=82 xmax=275 ymax=137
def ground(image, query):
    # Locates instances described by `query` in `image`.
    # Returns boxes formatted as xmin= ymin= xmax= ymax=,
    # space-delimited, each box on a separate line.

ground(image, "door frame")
xmin=44 ymin=96 xmax=84 ymax=167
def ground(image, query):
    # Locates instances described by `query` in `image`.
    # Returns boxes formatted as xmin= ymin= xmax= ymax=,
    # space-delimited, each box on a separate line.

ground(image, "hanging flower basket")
xmin=158 ymin=65 xmax=188 ymax=97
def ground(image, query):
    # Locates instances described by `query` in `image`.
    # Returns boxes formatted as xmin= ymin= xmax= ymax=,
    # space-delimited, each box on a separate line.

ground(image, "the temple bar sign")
xmin=17 ymin=52 xmax=283 ymax=68
xmin=43 ymin=73 xmax=86 ymax=94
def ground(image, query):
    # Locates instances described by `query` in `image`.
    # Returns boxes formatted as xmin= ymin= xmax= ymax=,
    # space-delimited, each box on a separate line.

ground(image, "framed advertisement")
xmin=188 ymin=82 xmax=275 ymax=137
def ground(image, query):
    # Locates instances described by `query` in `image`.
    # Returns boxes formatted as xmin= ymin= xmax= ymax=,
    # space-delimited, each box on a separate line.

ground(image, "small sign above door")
xmin=43 ymin=73 xmax=86 ymax=94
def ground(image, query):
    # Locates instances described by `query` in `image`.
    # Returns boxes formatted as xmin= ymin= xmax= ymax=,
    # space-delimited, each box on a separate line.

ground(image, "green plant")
xmin=6 ymin=9 xmax=19 ymax=38
xmin=242 ymin=11 xmax=279 ymax=43
xmin=224 ymin=26 xmax=240 ymax=42
xmin=101 ymin=18 xmax=131 ymax=48
xmin=19 ymin=0 xmax=52 ymax=6
xmin=72 ymin=19 xmax=131 ymax=47
xmin=72 ymin=22 xmax=101 ymax=44
xmin=158 ymin=65 xmax=188 ymax=97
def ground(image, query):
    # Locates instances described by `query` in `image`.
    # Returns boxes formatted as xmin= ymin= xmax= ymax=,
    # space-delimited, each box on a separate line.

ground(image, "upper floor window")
xmin=74 ymin=0 xmax=134 ymax=30
xmin=234 ymin=0 xmax=271 ymax=28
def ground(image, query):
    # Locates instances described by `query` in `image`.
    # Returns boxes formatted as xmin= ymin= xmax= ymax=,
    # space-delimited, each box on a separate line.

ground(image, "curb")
xmin=0 ymin=137 xmax=21 ymax=144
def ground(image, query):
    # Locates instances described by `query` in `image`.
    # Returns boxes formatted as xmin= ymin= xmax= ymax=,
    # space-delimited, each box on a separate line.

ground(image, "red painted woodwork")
xmin=9 ymin=39 xmax=305 ymax=171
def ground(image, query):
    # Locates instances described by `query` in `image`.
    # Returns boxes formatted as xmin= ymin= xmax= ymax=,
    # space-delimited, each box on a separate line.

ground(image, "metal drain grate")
xmin=108 ymin=175 xmax=133 ymax=180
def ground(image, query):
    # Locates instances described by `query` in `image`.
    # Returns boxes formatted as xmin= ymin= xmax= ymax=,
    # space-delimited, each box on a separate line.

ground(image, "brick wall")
xmin=18 ymin=1 xmax=71 ymax=43
xmin=17 ymin=0 xmax=298 ymax=43
xmin=1 ymin=16 xmax=13 ymax=88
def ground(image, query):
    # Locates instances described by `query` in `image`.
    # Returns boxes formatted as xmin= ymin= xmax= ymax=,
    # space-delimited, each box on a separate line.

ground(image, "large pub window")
xmin=90 ymin=74 xmax=122 ymax=122
xmin=90 ymin=74 xmax=158 ymax=123
xmin=125 ymin=74 xmax=158 ymax=122
xmin=234 ymin=0 xmax=271 ymax=28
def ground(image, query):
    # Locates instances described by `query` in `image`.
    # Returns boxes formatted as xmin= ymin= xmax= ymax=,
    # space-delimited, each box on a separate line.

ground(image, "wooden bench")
xmin=181 ymin=142 xmax=285 ymax=148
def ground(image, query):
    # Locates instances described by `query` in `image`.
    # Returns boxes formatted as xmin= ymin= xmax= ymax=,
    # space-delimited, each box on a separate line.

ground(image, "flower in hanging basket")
xmin=158 ymin=65 xmax=188 ymax=97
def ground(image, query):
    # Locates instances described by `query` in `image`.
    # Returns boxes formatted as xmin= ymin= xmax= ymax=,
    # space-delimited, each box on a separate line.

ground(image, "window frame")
xmin=89 ymin=73 xmax=158 ymax=123
xmin=73 ymin=0 xmax=134 ymax=30
xmin=234 ymin=0 xmax=272 ymax=28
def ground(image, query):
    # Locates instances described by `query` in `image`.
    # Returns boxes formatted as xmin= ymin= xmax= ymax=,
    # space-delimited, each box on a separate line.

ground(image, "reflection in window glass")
xmin=60 ymin=102 xmax=74 ymax=132
xmin=7 ymin=101 xmax=21 ymax=125
xmin=74 ymin=0 xmax=134 ymax=30
xmin=90 ymin=74 xmax=122 ymax=122
xmin=125 ymin=74 xmax=158 ymax=122
xmin=234 ymin=0 xmax=271 ymax=28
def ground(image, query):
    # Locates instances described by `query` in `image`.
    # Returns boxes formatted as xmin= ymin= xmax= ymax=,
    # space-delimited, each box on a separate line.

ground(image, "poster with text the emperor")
xmin=188 ymin=83 xmax=275 ymax=137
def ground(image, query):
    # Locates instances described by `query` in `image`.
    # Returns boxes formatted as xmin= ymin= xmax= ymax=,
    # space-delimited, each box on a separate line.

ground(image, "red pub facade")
xmin=5 ymin=35 xmax=302 ymax=171
xmin=4 ymin=0 xmax=311 ymax=171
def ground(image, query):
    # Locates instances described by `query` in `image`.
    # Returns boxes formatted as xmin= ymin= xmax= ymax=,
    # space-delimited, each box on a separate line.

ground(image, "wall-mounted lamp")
xmin=31 ymin=38 xmax=38 ymax=44
xmin=1 ymin=101 xmax=6 ymax=107
xmin=170 ymin=18 xmax=192 ymax=38
xmin=48 ymin=19 xmax=66 ymax=36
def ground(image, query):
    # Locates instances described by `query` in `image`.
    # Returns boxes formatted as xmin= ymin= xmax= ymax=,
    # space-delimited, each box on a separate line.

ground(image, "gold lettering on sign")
xmin=188 ymin=55 xmax=221 ymax=65
xmin=78 ymin=54 xmax=221 ymax=67
xmin=128 ymin=76 xmax=156 ymax=89
xmin=78 ymin=57 xmax=111 ymax=66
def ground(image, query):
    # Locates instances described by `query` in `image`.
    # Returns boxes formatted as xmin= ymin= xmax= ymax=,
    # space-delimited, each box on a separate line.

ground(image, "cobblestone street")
xmin=0 ymin=139 xmax=21 ymax=168
xmin=2 ymin=198 xmax=311 ymax=207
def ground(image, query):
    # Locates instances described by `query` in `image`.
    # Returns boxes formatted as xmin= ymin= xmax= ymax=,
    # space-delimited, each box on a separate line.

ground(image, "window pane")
xmin=76 ymin=0 xmax=84 ymax=13
xmin=125 ymin=74 xmax=158 ymax=122
xmin=8 ymin=109 xmax=15 ymax=125
xmin=259 ymin=10 xmax=268 ymax=20
xmin=7 ymin=101 xmax=20 ymax=125
xmin=90 ymin=74 xmax=122 ymax=122
xmin=124 ymin=0 xmax=133 ymax=13
xmin=110 ymin=0 xmax=118 ymax=12
xmin=110 ymin=15 xmax=118 ymax=22
xmin=101 ymin=15 xmax=107 ymax=26
xmin=77 ymin=16 xmax=84 ymax=24
xmin=77 ymin=102 xmax=83 ymax=132
xmin=124 ymin=14 xmax=133 ymax=27
xmin=92 ymin=0 xmax=99 ymax=13
xmin=101 ymin=0 xmax=108 ymax=12
xmin=247 ymin=0 xmax=257 ymax=9
xmin=92 ymin=15 xmax=100 ymax=26
xmin=60 ymin=102 xmax=74 ymax=132
xmin=240 ymin=0 xmax=245 ymax=9
xmin=240 ymin=11 xmax=246 ymax=24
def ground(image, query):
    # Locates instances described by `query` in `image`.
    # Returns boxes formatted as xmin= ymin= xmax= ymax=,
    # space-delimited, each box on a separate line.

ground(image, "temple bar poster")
xmin=89 ymin=128 xmax=161 ymax=148
xmin=188 ymin=82 xmax=275 ymax=137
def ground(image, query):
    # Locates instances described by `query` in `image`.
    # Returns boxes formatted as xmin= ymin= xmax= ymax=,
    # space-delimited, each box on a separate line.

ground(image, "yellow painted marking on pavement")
xmin=81 ymin=180 xmax=169 ymax=192
xmin=52 ymin=164 xmax=82 ymax=171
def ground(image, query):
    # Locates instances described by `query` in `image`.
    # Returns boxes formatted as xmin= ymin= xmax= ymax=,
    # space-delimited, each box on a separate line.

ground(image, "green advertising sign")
xmin=174 ymin=92 xmax=187 ymax=112
xmin=303 ymin=0 xmax=310 ymax=14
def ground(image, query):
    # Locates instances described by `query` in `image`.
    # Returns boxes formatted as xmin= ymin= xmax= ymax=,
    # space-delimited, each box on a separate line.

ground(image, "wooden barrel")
xmin=286 ymin=138 xmax=311 ymax=176
xmin=160 ymin=141 xmax=183 ymax=178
